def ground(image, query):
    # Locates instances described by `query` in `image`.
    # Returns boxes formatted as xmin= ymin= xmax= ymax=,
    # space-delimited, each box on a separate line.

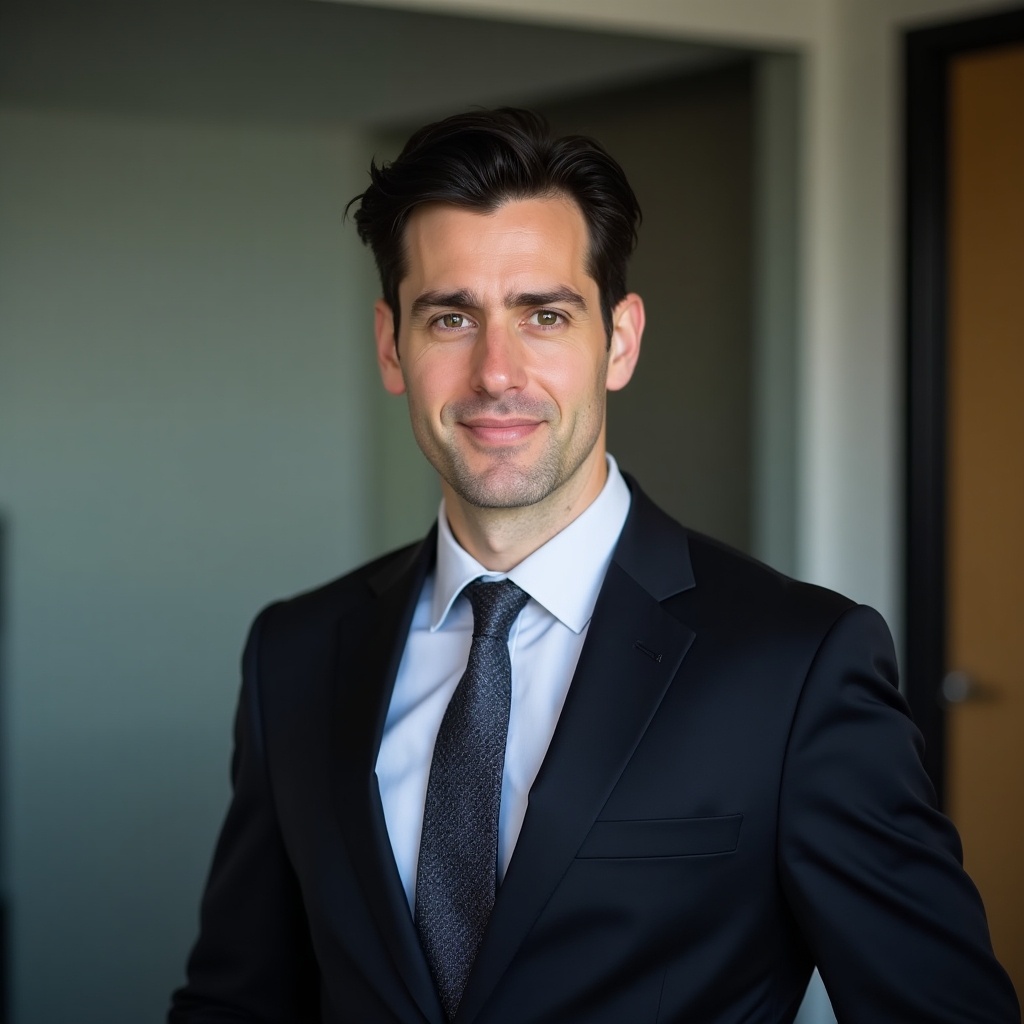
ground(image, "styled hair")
xmin=348 ymin=108 xmax=641 ymax=340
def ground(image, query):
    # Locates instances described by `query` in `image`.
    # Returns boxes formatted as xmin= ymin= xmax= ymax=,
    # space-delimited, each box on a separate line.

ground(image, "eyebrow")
xmin=409 ymin=287 xmax=589 ymax=319
xmin=410 ymin=290 xmax=478 ymax=318
xmin=511 ymin=287 xmax=589 ymax=313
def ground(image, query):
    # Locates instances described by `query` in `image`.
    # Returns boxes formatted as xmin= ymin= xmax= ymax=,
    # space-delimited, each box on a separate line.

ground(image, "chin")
xmin=446 ymin=461 xmax=560 ymax=510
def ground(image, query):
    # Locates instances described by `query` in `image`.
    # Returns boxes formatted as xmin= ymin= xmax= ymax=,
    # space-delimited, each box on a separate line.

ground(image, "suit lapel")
xmin=456 ymin=484 xmax=697 ymax=1023
xmin=333 ymin=530 xmax=446 ymax=1024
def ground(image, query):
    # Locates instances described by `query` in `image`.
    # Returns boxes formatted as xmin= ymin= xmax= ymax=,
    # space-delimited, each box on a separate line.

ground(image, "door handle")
xmin=940 ymin=669 xmax=998 ymax=705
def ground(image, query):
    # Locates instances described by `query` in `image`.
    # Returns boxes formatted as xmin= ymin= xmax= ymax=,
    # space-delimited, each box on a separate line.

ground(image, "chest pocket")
xmin=576 ymin=813 xmax=742 ymax=859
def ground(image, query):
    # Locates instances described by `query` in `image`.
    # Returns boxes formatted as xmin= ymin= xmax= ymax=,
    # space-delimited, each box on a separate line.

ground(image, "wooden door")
xmin=946 ymin=41 xmax=1024 ymax=997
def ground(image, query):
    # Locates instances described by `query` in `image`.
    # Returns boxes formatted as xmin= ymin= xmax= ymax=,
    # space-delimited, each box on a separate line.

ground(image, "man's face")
xmin=374 ymin=196 xmax=641 ymax=517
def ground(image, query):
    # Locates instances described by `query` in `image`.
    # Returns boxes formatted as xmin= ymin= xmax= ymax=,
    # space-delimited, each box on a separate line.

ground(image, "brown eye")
xmin=531 ymin=310 xmax=563 ymax=327
xmin=439 ymin=313 xmax=468 ymax=329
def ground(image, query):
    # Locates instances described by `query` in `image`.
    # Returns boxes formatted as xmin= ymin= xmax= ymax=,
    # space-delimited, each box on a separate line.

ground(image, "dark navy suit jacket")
xmin=170 ymin=480 xmax=1019 ymax=1023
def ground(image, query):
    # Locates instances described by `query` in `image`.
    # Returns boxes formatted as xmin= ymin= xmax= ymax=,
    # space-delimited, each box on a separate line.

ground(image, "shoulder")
xmin=621 ymin=477 xmax=858 ymax=641
xmin=233 ymin=536 xmax=432 ymax=717
xmin=687 ymin=528 xmax=853 ymax=629
xmin=251 ymin=536 xmax=428 ymax=647
xmin=629 ymin=496 xmax=903 ymax=747
xmin=687 ymin=530 xmax=899 ymax=684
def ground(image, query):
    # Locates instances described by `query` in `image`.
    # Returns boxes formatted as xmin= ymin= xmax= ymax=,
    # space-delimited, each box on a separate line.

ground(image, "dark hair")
xmin=347 ymin=108 xmax=641 ymax=340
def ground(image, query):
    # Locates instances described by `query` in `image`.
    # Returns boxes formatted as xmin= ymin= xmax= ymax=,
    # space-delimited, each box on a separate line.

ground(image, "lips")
xmin=459 ymin=418 xmax=541 ymax=444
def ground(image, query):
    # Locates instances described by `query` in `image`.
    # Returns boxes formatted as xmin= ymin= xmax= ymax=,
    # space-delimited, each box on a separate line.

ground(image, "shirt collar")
xmin=430 ymin=455 xmax=632 ymax=634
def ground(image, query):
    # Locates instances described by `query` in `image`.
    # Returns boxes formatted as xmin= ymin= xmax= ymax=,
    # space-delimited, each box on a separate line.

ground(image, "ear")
xmin=374 ymin=299 xmax=406 ymax=396
xmin=605 ymin=293 xmax=644 ymax=392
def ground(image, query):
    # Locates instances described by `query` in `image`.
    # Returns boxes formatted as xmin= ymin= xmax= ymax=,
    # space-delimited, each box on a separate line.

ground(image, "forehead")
xmin=399 ymin=196 xmax=592 ymax=296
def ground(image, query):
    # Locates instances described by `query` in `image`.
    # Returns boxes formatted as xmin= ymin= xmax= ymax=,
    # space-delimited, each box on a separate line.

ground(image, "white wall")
xmin=796 ymin=0 xmax=1019 ymax=633
xmin=0 ymin=107 xmax=379 ymax=1022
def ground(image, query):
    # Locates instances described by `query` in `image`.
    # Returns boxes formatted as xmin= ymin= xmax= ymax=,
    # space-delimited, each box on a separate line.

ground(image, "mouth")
xmin=458 ymin=418 xmax=542 ymax=445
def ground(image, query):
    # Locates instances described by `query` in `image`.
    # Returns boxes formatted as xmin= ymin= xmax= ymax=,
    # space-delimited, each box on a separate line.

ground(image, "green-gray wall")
xmin=0 ymin=107 xmax=386 ymax=1022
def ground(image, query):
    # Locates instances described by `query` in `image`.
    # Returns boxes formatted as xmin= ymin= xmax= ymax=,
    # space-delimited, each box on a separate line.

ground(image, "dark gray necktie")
xmin=415 ymin=577 xmax=529 ymax=1021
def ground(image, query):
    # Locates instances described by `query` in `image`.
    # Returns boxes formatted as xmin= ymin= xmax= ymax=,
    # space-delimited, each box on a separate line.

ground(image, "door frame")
xmin=904 ymin=5 xmax=1024 ymax=809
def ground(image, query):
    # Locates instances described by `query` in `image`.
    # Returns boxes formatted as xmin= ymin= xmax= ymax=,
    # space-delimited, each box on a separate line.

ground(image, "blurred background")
xmin=0 ymin=0 xmax=1020 ymax=1021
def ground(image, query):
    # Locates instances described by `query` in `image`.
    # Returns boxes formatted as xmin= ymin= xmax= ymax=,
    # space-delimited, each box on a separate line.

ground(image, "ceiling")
xmin=0 ymin=0 xmax=747 ymax=127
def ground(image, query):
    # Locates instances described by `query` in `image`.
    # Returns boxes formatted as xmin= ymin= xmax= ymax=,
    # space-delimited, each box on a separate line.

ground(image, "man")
xmin=169 ymin=109 xmax=1019 ymax=1023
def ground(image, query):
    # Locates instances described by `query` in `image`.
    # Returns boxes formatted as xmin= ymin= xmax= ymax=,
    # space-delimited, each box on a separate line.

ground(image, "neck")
xmin=442 ymin=452 xmax=609 ymax=573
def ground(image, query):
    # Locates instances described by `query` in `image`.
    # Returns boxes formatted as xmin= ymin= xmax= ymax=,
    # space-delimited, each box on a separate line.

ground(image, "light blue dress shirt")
xmin=375 ymin=456 xmax=632 ymax=911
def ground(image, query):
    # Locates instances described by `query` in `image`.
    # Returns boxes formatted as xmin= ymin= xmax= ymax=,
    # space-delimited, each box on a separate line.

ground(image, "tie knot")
xmin=465 ymin=578 xmax=528 ymax=640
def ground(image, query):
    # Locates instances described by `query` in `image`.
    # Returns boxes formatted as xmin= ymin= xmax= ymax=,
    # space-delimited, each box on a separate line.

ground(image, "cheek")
xmin=404 ymin=358 xmax=463 ymax=417
xmin=533 ymin=351 xmax=606 ymax=407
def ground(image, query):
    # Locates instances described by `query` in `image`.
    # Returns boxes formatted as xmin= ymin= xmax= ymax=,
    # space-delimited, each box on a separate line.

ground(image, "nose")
xmin=470 ymin=321 xmax=527 ymax=397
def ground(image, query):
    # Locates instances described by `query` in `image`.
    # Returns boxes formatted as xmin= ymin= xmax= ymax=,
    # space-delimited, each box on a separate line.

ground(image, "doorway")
xmin=906 ymin=6 xmax=1024 ymax=997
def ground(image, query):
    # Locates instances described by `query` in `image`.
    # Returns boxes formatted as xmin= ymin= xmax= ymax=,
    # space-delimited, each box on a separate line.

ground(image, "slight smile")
xmin=459 ymin=418 xmax=543 ymax=445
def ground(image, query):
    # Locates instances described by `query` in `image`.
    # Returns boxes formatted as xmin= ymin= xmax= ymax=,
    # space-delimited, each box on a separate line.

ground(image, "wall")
xmin=545 ymin=65 xmax=756 ymax=551
xmin=0 ymin=106 xmax=379 ymax=1022
xmin=796 ymin=0 xmax=1019 ymax=633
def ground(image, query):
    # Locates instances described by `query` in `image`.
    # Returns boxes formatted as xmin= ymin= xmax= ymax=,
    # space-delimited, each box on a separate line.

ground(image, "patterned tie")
xmin=415 ymin=578 xmax=529 ymax=1021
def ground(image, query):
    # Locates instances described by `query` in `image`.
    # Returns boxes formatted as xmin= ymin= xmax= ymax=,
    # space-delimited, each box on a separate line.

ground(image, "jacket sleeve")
xmin=778 ymin=604 xmax=1019 ymax=1023
xmin=168 ymin=607 xmax=320 ymax=1023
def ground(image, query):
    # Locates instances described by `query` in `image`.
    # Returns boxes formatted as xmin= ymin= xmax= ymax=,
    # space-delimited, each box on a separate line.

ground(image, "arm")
xmin=168 ymin=608 xmax=320 ymax=1024
xmin=779 ymin=605 xmax=1019 ymax=1023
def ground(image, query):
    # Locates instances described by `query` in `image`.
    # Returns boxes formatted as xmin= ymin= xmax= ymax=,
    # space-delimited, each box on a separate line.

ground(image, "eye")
xmin=529 ymin=310 xmax=565 ymax=327
xmin=437 ymin=313 xmax=472 ymax=330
